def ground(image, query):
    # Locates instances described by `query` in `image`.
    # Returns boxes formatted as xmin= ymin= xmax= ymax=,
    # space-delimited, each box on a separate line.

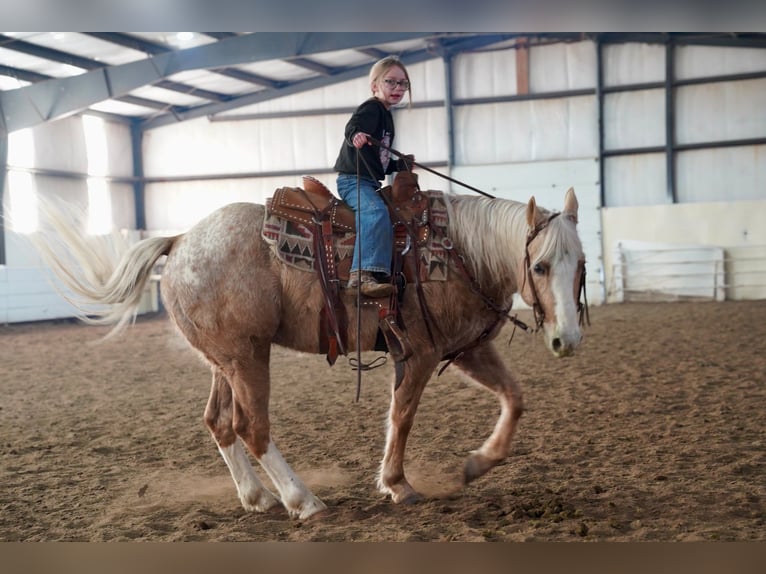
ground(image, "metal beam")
xmin=84 ymin=32 xmax=169 ymax=55
xmin=437 ymin=34 xmax=518 ymax=55
xmin=130 ymin=123 xmax=146 ymax=230
xmin=139 ymin=33 xmax=513 ymax=130
xmin=443 ymin=53 xmax=455 ymax=168
xmin=596 ymin=38 xmax=606 ymax=209
xmin=0 ymin=131 xmax=6 ymax=265
xmin=117 ymin=94 xmax=182 ymax=112
xmin=288 ymin=57 xmax=336 ymax=76
xmin=356 ymin=47 xmax=387 ymax=60
xmin=202 ymin=33 xmax=239 ymax=40
xmin=207 ymin=99 xmax=443 ymax=122
xmin=594 ymin=32 xmax=766 ymax=49
xmin=665 ymin=39 xmax=677 ymax=204
xmin=88 ymin=32 xmax=285 ymax=90
xmin=213 ymin=67 xmax=282 ymax=90
xmin=0 ymin=32 xmax=231 ymax=116
xmin=0 ymin=32 xmax=436 ymax=133
xmin=0 ymin=63 xmax=184 ymax=116
xmin=138 ymin=42 xmax=443 ymax=130
xmin=0 ymin=64 xmax=50 ymax=83
xmin=0 ymin=33 xmax=102 ymax=69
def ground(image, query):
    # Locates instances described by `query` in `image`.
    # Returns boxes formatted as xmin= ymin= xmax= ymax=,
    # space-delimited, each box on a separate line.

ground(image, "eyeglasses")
xmin=382 ymin=78 xmax=410 ymax=90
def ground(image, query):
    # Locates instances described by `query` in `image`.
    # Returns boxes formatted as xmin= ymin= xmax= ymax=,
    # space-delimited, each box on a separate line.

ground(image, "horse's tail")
xmin=30 ymin=200 xmax=179 ymax=338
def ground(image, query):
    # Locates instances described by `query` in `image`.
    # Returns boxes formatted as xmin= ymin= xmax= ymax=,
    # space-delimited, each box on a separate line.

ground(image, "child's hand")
xmin=352 ymin=132 xmax=370 ymax=149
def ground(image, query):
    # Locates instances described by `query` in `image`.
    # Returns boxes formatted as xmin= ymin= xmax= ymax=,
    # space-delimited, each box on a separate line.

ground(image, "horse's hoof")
xmin=240 ymin=489 xmax=280 ymax=513
xmin=290 ymin=497 xmax=328 ymax=520
xmin=463 ymin=453 xmax=496 ymax=484
xmin=399 ymin=492 xmax=424 ymax=505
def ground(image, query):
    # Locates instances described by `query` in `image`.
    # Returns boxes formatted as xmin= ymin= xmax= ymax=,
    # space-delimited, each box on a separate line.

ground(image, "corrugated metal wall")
xmin=3 ymin=39 xmax=766 ymax=321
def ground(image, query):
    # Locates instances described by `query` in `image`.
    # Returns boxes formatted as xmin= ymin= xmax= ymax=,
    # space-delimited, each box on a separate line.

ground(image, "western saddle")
xmin=266 ymin=171 xmax=432 ymax=366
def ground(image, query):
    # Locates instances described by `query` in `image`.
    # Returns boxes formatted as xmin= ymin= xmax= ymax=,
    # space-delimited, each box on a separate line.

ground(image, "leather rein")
xmin=361 ymin=138 xmax=590 ymax=371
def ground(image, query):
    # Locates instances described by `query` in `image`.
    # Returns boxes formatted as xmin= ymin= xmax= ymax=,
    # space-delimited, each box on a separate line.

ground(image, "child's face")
xmin=373 ymin=65 xmax=409 ymax=109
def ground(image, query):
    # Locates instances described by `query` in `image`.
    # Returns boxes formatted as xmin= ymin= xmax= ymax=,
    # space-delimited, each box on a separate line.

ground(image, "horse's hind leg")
xmin=378 ymin=357 xmax=437 ymax=504
xmin=227 ymin=341 xmax=326 ymax=519
xmin=204 ymin=368 xmax=279 ymax=512
xmin=451 ymin=344 xmax=525 ymax=484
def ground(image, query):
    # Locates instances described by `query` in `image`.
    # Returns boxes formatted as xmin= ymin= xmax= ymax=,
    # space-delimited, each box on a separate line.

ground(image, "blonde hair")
xmin=368 ymin=55 xmax=412 ymax=107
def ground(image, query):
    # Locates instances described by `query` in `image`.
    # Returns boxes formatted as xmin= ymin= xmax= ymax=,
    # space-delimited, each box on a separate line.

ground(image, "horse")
xmin=31 ymin=184 xmax=585 ymax=519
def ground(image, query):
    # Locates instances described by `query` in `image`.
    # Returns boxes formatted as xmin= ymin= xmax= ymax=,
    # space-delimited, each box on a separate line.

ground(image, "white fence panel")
xmin=614 ymin=241 xmax=726 ymax=301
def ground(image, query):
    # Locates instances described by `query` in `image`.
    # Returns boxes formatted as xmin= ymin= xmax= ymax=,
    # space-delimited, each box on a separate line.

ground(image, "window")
xmin=83 ymin=115 xmax=112 ymax=235
xmin=7 ymin=128 xmax=38 ymax=234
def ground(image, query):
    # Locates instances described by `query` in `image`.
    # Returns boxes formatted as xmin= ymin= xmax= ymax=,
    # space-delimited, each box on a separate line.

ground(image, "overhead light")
xmin=176 ymin=32 xmax=195 ymax=44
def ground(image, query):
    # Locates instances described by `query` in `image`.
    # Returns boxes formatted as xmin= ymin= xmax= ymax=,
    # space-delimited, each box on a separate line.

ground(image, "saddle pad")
xmin=262 ymin=190 xmax=451 ymax=282
xmin=263 ymin=217 xmax=356 ymax=274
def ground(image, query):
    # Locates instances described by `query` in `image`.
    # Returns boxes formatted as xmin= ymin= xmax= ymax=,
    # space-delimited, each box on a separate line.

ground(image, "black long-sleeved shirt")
xmin=333 ymin=98 xmax=405 ymax=182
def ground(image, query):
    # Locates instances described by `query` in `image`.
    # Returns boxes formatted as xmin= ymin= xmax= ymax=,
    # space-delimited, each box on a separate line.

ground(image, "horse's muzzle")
xmin=548 ymin=330 xmax=582 ymax=358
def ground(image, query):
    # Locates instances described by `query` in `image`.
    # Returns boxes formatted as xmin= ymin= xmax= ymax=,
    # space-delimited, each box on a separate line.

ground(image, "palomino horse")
xmin=32 ymin=186 xmax=585 ymax=519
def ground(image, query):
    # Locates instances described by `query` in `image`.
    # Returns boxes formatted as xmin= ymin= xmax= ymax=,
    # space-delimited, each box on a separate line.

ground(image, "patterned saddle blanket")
xmin=261 ymin=175 xmax=451 ymax=283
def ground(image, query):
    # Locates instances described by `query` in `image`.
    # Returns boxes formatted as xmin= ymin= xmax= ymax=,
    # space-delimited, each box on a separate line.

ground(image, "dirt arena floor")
xmin=0 ymin=300 xmax=764 ymax=542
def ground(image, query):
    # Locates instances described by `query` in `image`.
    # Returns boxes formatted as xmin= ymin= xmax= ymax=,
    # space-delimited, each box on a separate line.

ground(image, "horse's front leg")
xmin=377 ymin=357 xmax=437 ymax=504
xmin=203 ymin=368 xmax=280 ymax=513
xmin=450 ymin=343 xmax=525 ymax=484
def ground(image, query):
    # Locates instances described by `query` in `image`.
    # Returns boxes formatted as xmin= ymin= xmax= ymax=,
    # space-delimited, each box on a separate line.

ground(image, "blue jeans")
xmin=336 ymin=173 xmax=392 ymax=275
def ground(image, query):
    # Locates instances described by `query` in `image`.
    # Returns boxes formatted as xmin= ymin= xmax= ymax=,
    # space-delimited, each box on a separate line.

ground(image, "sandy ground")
xmin=0 ymin=300 xmax=764 ymax=541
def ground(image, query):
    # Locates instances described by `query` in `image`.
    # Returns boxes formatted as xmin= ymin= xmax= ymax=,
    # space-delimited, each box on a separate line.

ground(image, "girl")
xmin=334 ymin=55 xmax=414 ymax=298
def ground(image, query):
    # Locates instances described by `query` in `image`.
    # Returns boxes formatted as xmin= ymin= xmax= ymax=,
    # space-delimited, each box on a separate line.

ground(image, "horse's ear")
xmin=526 ymin=196 xmax=545 ymax=229
xmin=563 ymin=187 xmax=579 ymax=224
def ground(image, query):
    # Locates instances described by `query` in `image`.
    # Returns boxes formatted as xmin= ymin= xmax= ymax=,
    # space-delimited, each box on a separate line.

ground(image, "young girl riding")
xmin=334 ymin=56 xmax=414 ymax=298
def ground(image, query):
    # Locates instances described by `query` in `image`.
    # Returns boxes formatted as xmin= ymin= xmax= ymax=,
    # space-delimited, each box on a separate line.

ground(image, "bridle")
xmin=523 ymin=213 xmax=590 ymax=332
xmin=356 ymin=138 xmax=590 ymax=374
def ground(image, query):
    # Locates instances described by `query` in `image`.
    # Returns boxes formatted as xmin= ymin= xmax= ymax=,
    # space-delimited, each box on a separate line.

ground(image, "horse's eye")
xmin=533 ymin=263 xmax=547 ymax=276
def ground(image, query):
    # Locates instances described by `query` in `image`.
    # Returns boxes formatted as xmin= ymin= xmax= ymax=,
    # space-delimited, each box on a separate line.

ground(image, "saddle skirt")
xmin=262 ymin=174 xmax=451 ymax=283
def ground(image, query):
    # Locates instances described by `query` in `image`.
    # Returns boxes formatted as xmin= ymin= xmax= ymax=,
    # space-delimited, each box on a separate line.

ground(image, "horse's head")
xmin=519 ymin=188 xmax=586 ymax=358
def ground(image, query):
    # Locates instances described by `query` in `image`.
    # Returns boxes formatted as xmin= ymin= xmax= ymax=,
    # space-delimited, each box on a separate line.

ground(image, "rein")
xmin=366 ymin=136 xmax=496 ymax=199
xmin=353 ymin=137 xmax=590 ymax=378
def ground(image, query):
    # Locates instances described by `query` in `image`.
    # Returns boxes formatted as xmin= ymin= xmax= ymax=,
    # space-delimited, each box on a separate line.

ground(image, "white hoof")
xmin=240 ymin=488 xmax=280 ymax=513
xmin=288 ymin=496 xmax=327 ymax=520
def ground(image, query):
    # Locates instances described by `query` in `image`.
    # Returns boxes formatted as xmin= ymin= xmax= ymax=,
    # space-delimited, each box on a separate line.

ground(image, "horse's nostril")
xmin=552 ymin=338 xmax=562 ymax=352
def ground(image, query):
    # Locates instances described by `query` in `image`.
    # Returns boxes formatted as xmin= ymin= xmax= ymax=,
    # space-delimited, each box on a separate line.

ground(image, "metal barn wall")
xmin=3 ymin=38 xmax=766 ymax=323
xmin=1 ymin=116 xmax=136 ymax=322
xmin=141 ymin=59 xmax=449 ymax=231
xmin=600 ymin=42 xmax=766 ymax=301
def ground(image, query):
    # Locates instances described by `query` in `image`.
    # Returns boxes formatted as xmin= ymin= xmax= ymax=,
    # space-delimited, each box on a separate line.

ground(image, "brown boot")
xmin=347 ymin=271 xmax=393 ymax=298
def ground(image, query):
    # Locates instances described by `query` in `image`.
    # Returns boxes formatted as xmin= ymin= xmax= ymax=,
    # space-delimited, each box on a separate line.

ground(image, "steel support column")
xmin=665 ymin=39 xmax=677 ymax=203
xmin=0 ymin=130 xmax=7 ymax=265
xmin=443 ymin=53 xmax=456 ymax=171
xmin=130 ymin=123 xmax=146 ymax=230
xmin=595 ymin=37 xmax=606 ymax=208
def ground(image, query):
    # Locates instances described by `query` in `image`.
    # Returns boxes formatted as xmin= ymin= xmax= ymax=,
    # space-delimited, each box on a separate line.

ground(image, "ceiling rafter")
xmin=137 ymin=36 xmax=517 ymax=130
xmin=86 ymin=32 xmax=281 ymax=89
xmin=0 ymin=32 xmax=438 ymax=133
xmin=287 ymin=57 xmax=336 ymax=76
xmin=0 ymin=63 xmax=50 ymax=83
xmin=0 ymin=59 xmax=176 ymax=118
xmin=0 ymin=32 xmax=232 ymax=103
xmin=5 ymin=32 xmax=761 ymax=135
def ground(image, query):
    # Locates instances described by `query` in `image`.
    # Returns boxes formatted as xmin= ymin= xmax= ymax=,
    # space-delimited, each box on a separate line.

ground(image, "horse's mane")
xmin=445 ymin=195 xmax=528 ymax=287
xmin=444 ymin=194 xmax=582 ymax=287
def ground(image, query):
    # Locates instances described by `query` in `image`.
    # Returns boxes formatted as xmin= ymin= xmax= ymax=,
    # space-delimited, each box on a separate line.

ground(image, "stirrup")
xmin=379 ymin=313 xmax=413 ymax=362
